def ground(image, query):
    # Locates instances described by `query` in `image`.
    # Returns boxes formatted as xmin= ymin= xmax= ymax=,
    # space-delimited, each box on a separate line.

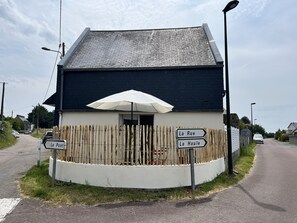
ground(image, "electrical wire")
xmin=42 ymin=0 xmax=63 ymax=103
xmin=43 ymin=50 xmax=60 ymax=102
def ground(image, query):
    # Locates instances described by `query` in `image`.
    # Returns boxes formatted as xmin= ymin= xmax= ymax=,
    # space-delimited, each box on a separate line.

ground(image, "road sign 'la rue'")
xmin=176 ymin=128 xmax=206 ymax=139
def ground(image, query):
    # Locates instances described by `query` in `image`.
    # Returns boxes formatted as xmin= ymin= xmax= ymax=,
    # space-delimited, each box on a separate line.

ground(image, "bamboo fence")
xmin=53 ymin=125 xmax=227 ymax=165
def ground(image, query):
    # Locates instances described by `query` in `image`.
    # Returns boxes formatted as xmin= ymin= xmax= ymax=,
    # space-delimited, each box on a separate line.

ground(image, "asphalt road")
xmin=0 ymin=134 xmax=49 ymax=198
xmin=3 ymin=138 xmax=297 ymax=222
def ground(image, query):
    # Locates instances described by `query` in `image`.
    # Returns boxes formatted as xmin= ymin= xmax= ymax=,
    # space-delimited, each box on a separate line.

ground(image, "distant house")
xmin=16 ymin=115 xmax=31 ymax=132
xmin=44 ymin=23 xmax=224 ymax=130
xmin=288 ymin=122 xmax=297 ymax=135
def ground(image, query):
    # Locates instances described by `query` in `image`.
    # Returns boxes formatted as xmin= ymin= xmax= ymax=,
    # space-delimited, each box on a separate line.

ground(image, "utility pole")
xmin=0 ymin=82 xmax=7 ymax=122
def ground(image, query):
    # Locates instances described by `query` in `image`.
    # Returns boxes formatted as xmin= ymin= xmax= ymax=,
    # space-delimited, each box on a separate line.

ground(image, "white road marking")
xmin=0 ymin=198 xmax=21 ymax=222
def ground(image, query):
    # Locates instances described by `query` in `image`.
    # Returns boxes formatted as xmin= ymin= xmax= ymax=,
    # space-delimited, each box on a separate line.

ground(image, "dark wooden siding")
xmin=60 ymin=68 xmax=224 ymax=112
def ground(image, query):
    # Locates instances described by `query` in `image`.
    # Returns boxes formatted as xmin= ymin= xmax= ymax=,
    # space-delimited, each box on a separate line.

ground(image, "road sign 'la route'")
xmin=177 ymin=138 xmax=207 ymax=149
xmin=176 ymin=128 xmax=206 ymax=139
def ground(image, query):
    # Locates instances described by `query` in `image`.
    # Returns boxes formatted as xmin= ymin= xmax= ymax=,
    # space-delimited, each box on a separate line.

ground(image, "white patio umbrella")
xmin=87 ymin=89 xmax=173 ymax=120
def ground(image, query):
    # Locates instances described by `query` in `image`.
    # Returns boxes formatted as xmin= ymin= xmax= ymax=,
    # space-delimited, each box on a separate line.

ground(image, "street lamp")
xmin=0 ymin=82 xmax=7 ymax=123
xmin=251 ymin=102 xmax=256 ymax=136
xmin=41 ymin=42 xmax=65 ymax=58
xmin=31 ymin=105 xmax=35 ymax=130
xmin=41 ymin=42 xmax=65 ymax=127
xmin=223 ymin=0 xmax=239 ymax=175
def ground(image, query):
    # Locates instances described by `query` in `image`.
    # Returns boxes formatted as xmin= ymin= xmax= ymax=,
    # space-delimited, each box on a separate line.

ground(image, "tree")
xmin=274 ymin=129 xmax=288 ymax=142
xmin=223 ymin=113 xmax=240 ymax=128
xmin=4 ymin=117 xmax=24 ymax=131
xmin=28 ymin=105 xmax=54 ymax=129
xmin=253 ymin=124 xmax=265 ymax=136
xmin=265 ymin=132 xmax=274 ymax=138
xmin=241 ymin=116 xmax=250 ymax=125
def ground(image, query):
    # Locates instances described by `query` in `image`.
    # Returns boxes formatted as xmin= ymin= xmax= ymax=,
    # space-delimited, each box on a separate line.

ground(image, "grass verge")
xmin=0 ymin=134 xmax=16 ymax=150
xmin=31 ymin=130 xmax=44 ymax=139
xmin=20 ymin=143 xmax=256 ymax=205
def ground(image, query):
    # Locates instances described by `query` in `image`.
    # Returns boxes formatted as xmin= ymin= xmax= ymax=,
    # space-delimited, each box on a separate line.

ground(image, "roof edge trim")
xmin=63 ymin=65 xmax=223 ymax=72
xmin=202 ymin=23 xmax=223 ymax=64
xmin=58 ymin=28 xmax=91 ymax=67
xmin=90 ymin=26 xmax=202 ymax=32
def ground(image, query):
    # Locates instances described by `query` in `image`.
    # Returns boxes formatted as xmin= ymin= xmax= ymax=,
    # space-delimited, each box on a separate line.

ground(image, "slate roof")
xmin=288 ymin=122 xmax=297 ymax=129
xmin=63 ymin=24 xmax=222 ymax=70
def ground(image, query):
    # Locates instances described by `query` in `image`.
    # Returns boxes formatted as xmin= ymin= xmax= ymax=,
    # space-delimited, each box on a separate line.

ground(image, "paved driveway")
xmin=3 ymin=138 xmax=297 ymax=223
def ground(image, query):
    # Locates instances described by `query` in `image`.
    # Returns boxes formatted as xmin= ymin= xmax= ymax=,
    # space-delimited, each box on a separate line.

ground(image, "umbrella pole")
xmin=131 ymin=102 xmax=136 ymax=163
xmin=131 ymin=102 xmax=133 ymax=123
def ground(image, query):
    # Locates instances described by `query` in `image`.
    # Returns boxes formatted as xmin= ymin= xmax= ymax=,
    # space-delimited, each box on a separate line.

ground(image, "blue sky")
xmin=0 ymin=0 xmax=296 ymax=133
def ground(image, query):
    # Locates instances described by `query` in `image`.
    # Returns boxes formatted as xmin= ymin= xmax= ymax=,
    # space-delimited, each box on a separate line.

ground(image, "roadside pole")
xmin=37 ymin=141 xmax=41 ymax=167
xmin=189 ymin=148 xmax=195 ymax=197
xmin=44 ymin=139 xmax=66 ymax=187
xmin=52 ymin=149 xmax=57 ymax=186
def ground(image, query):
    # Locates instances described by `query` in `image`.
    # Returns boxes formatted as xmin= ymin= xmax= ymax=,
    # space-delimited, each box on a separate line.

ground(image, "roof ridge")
xmin=90 ymin=26 xmax=202 ymax=33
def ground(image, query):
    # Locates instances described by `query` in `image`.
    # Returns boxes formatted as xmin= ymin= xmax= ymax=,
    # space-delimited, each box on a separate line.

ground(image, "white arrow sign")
xmin=177 ymin=138 xmax=207 ymax=149
xmin=44 ymin=139 xmax=66 ymax=150
xmin=176 ymin=128 xmax=206 ymax=139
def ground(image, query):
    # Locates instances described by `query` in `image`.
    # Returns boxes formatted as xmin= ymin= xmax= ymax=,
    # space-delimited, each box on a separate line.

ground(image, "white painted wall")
xmin=61 ymin=112 xmax=119 ymax=126
xmin=61 ymin=111 xmax=224 ymax=130
xmin=155 ymin=112 xmax=224 ymax=130
xmin=49 ymin=157 xmax=225 ymax=189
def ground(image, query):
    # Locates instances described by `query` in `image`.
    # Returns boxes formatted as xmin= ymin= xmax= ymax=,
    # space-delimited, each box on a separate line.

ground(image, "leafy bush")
xmin=280 ymin=133 xmax=289 ymax=142
xmin=0 ymin=121 xmax=16 ymax=149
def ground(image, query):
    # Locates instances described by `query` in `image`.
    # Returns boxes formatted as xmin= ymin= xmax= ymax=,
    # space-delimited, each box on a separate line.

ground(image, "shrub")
xmin=0 ymin=121 xmax=15 ymax=149
xmin=280 ymin=133 xmax=289 ymax=142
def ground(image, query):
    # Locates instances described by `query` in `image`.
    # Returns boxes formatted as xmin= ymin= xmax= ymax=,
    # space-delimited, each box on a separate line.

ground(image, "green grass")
xmin=0 ymin=134 xmax=16 ymax=150
xmin=20 ymin=143 xmax=256 ymax=205
xmin=31 ymin=129 xmax=45 ymax=139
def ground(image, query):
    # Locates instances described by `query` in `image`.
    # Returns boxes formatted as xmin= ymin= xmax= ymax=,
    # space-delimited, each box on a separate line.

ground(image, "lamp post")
xmin=0 ymin=82 xmax=7 ymax=123
xmin=42 ymin=42 xmax=65 ymax=127
xmin=251 ymin=102 xmax=256 ymax=136
xmin=31 ymin=105 xmax=35 ymax=130
xmin=41 ymin=42 xmax=65 ymax=58
xmin=223 ymin=0 xmax=239 ymax=175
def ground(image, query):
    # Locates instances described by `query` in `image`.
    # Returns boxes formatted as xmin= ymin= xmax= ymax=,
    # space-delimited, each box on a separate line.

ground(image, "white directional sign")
xmin=177 ymin=138 xmax=207 ymax=149
xmin=44 ymin=139 xmax=66 ymax=150
xmin=176 ymin=128 xmax=206 ymax=139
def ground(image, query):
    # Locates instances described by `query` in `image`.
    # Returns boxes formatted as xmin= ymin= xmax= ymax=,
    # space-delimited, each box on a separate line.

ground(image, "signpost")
xmin=44 ymin=139 xmax=66 ymax=186
xmin=176 ymin=128 xmax=207 ymax=198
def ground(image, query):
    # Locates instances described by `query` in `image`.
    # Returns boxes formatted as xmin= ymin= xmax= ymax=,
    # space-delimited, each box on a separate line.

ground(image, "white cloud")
xmin=0 ymin=0 xmax=57 ymax=42
xmin=0 ymin=0 xmax=296 ymax=132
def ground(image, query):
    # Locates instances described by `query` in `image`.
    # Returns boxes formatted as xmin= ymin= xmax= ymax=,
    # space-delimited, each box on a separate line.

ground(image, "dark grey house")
xmin=44 ymin=24 xmax=224 ymax=129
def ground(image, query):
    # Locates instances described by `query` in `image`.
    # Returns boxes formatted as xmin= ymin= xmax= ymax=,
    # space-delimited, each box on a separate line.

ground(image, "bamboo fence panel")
xmin=53 ymin=125 xmax=227 ymax=166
